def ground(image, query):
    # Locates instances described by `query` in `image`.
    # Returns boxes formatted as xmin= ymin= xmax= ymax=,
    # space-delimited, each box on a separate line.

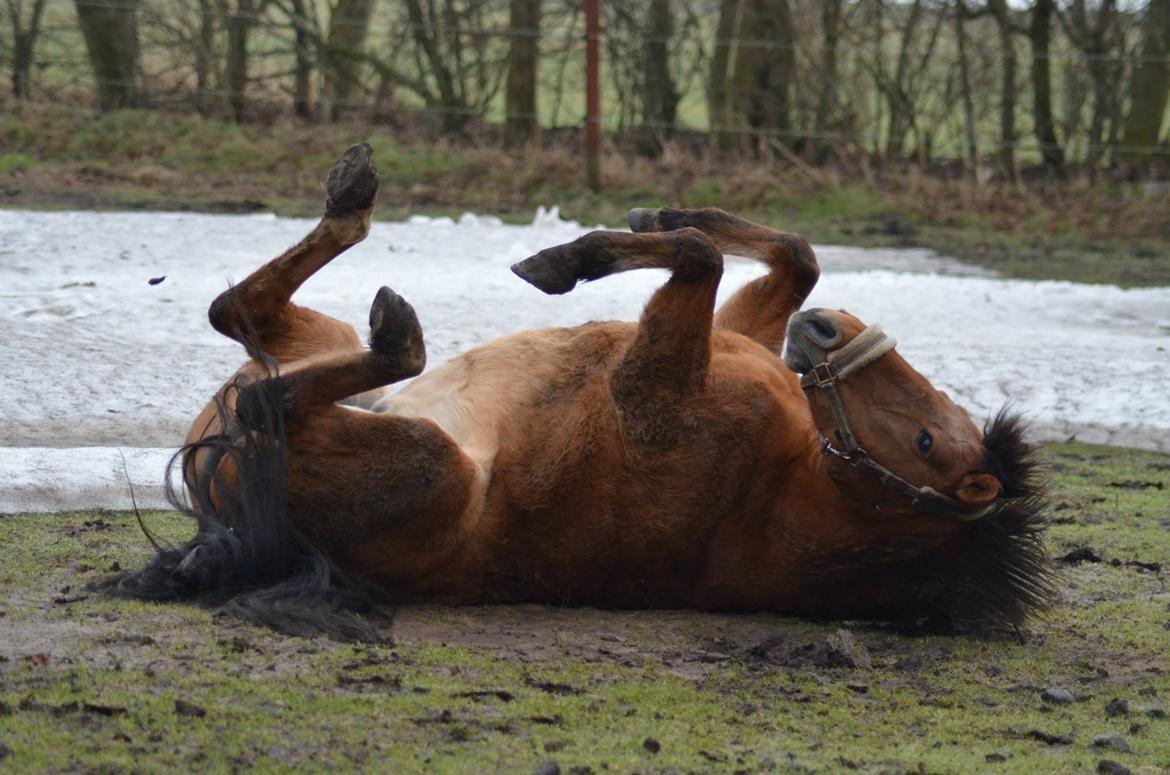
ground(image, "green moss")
xmin=0 ymin=152 xmax=35 ymax=173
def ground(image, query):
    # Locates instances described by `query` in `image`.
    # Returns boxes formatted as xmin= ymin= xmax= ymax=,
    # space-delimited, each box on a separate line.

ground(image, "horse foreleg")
xmin=208 ymin=143 xmax=378 ymax=360
xmin=235 ymin=286 xmax=425 ymax=428
xmin=629 ymin=207 xmax=819 ymax=353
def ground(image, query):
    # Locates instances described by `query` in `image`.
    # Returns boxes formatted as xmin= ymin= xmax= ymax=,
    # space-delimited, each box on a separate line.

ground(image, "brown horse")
xmin=119 ymin=145 xmax=1053 ymax=639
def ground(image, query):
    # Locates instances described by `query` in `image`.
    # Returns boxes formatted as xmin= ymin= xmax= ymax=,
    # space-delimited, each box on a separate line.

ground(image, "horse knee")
xmin=775 ymin=233 xmax=819 ymax=300
xmin=668 ymin=228 xmax=723 ymax=284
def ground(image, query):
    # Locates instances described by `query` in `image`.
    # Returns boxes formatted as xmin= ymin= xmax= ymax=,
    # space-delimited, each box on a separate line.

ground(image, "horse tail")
xmin=111 ymin=311 xmax=389 ymax=642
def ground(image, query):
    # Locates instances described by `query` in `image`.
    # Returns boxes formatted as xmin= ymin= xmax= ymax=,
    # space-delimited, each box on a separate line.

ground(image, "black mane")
xmin=910 ymin=407 xmax=1057 ymax=630
xmin=107 ymin=305 xmax=388 ymax=641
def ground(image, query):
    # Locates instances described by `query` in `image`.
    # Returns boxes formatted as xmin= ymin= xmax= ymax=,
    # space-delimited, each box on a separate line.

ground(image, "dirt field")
xmin=1 ymin=442 xmax=1168 ymax=773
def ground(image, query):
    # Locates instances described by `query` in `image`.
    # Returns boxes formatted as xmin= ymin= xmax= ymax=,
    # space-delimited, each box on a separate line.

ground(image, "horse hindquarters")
xmin=281 ymin=408 xmax=481 ymax=584
xmin=232 ymin=285 xmax=481 ymax=579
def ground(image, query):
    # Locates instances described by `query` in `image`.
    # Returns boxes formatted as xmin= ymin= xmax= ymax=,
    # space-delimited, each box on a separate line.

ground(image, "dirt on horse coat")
xmin=118 ymin=146 xmax=1053 ymax=638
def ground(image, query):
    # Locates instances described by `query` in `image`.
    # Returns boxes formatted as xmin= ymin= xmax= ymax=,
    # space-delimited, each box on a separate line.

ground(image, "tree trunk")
xmin=73 ymin=0 xmax=143 ymax=110
xmin=402 ymin=0 xmax=465 ymax=133
xmin=225 ymin=0 xmax=254 ymax=122
xmin=504 ymin=0 xmax=541 ymax=148
xmin=812 ymin=0 xmax=843 ymax=162
xmin=10 ymin=0 xmax=49 ymax=99
xmin=1119 ymin=0 xmax=1170 ymax=166
xmin=1081 ymin=0 xmax=1117 ymax=177
xmin=954 ymin=0 xmax=979 ymax=181
xmin=709 ymin=0 xmax=795 ymax=155
xmin=988 ymin=0 xmax=1017 ymax=183
xmin=639 ymin=0 xmax=678 ymax=155
xmin=708 ymin=0 xmax=740 ymax=151
xmin=323 ymin=0 xmax=375 ymax=121
xmin=195 ymin=0 xmax=215 ymax=115
xmin=289 ymin=0 xmax=313 ymax=119
xmin=1029 ymin=0 xmax=1064 ymax=174
xmin=886 ymin=0 xmax=924 ymax=158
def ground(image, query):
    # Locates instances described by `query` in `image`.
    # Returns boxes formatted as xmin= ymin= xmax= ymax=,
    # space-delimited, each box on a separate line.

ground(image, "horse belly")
xmin=367 ymin=329 xmax=592 ymax=480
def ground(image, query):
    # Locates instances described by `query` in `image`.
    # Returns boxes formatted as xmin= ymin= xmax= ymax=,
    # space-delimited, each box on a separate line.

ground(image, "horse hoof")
xmin=325 ymin=143 xmax=379 ymax=218
xmin=627 ymin=208 xmax=662 ymax=233
xmin=369 ymin=286 xmax=424 ymax=371
xmin=512 ymin=249 xmax=579 ymax=295
xmin=628 ymin=207 xmax=688 ymax=233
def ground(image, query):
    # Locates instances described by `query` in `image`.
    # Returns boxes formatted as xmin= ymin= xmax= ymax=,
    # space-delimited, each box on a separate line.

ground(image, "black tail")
xmin=110 ymin=302 xmax=390 ymax=642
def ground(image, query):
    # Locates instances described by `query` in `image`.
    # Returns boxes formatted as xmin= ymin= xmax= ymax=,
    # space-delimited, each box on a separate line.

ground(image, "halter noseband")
xmin=798 ymin=324 xmax=1000 ymax=523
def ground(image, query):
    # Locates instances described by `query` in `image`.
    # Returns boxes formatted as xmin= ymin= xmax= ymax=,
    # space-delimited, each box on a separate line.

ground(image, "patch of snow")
xmin=0 ymin=208 xmax=1167 ymax=513
xmin=0 ymin=447 xmax=179 ymax=513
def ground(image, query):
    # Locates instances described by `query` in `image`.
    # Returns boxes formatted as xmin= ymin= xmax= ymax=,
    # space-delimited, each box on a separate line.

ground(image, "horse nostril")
xmin=805 ymin=315 xmax=839 ymax=347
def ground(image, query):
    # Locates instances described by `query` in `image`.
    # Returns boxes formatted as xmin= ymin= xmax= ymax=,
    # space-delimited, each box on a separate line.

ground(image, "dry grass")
xmin=2 ymin=103 xmax=1169 ymax=285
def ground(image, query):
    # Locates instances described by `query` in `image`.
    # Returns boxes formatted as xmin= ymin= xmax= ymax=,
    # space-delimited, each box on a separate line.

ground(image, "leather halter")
xmin=798 ymin=324 xmax=1000 ymax=523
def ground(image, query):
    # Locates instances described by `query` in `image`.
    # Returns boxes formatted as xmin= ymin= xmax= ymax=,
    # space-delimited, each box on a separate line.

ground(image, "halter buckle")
xmin=804 ymin=362 xmax=839 ymax=389
xmin=819 ymin=434 xmax=867 ymax=467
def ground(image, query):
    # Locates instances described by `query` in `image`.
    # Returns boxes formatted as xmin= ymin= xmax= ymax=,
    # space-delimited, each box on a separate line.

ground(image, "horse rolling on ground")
xmin=117 ymin=145 xmax=1054 ymax=640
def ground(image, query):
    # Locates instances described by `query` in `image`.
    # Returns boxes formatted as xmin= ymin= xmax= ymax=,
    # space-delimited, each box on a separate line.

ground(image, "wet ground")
xmin=1 ymin=443 xmax=1168 ymax=773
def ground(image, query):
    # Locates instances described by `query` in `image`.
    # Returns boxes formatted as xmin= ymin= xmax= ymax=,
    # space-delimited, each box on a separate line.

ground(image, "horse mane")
xmin=107 ymin=301 xmax=389 ymax=642
xmin=907 ymin=407 xmax=1057 ymax=630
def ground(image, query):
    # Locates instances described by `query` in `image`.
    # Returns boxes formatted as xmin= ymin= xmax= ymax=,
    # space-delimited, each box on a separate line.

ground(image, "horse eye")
xmin=916 ymin=429 xmax=933 ymax=455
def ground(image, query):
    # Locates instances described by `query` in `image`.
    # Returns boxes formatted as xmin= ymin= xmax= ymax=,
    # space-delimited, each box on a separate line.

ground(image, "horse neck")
xmin=773 ymin=436 xmax=956 ymax=615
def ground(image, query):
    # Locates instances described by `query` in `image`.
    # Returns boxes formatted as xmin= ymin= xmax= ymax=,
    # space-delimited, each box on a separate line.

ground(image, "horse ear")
xmin=955 ymin=473 xmax=1002 ymax=505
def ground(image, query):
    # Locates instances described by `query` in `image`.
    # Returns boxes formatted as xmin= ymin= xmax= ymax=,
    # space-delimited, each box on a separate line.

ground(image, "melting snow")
xmin=1 ymin=208 xmax=1166 ymax=512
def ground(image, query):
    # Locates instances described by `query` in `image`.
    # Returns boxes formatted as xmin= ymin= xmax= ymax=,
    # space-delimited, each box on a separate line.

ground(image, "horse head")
xmin=785 ymin=308 xmax=1055 ymax=629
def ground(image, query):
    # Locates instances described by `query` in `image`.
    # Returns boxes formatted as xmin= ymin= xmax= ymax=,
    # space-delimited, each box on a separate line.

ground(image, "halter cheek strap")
xmin=798 ymin=324 xmax=1001 ymax=523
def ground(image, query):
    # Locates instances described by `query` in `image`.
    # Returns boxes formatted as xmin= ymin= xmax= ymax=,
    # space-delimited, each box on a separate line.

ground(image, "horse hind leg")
xmin=629 ymin=207 xmax=819 ymax=353
xmin=208 ymin=143 xmax=379 ymax=362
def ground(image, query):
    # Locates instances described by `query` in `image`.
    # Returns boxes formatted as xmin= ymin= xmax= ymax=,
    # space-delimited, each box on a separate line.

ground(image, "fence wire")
xmin=2 ymin=0 xmax=1169 ymax=161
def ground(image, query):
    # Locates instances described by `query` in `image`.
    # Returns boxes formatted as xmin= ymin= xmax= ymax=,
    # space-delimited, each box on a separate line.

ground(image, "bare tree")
xmin=954 ymin=0 xmax=980 ymax=179
xmin=639 ymin=0 xmax=679 ymax=154
xmin=1028 ymin=0 xmax=1064 ymax=174
xmin=504 ymin=0 xmax=540 ymax=147
xmin=987 ymin=0 xmax=1017 ymax=182
xmin=709 ymin=0 xmax=797 ymax=154
xmin=322 ymin=0 xmax=375 ymax=120
xmin=224 ymin=0 xmax=271 ymax=122
xmin=194 ymin=0 xmax=218 ymax=115
xmin=867 ymin=0 xmax=946 ymax=160
xmin=398 ymin=0 xmax=508 ymax=134
xmin=284 ymin=0 xmax=318 ymax=118
xmin=1119 ymin=0 xmax=1170 ymax=167
xmin=6 ymin=0 xmax=49 ymax=99
xmin=812 ymin=0 xmax=845 ymax=161
xmin=74 ymin=0 xmax=144 ymax=109
xmin=1061 ymin=0 xmax=1121 ymax=175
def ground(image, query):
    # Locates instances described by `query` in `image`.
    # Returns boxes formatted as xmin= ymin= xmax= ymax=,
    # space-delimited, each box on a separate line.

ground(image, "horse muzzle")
xmin=784 ymin=308 xmax=845 ymax=374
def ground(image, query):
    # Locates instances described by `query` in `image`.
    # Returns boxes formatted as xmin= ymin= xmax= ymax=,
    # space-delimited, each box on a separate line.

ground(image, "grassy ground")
xmin=1 ymin=442 xmax=1168 ymax=773
xmin=3 ymin=104 xmax=1170 ymax=287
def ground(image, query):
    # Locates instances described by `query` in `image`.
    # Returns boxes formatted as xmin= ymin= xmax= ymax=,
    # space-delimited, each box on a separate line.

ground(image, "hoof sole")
xmin=511 ymin=250 xmax=579 ymax=295
xmin=369 ymin=286 xmax=425 ymax=372
xmin=325 ymin=143 xmax=379 ymax=217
